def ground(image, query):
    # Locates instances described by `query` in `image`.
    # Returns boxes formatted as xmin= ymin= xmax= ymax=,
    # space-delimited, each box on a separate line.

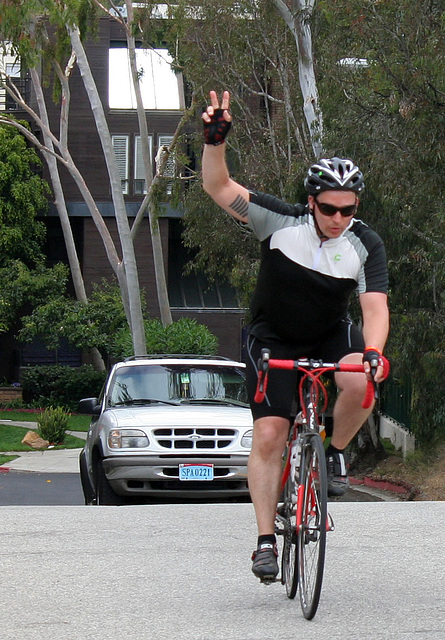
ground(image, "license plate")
xmin=179 ymin=464 xmax=214 ymax=481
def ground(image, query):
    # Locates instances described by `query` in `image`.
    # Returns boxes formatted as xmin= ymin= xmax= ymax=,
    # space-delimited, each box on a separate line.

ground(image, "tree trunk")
xmin=124 ymin=1 xmax=173 ymax=327
xmin=68 ymin=25 xmax=147 ymax=356
xmin=271 ymin=0 xmax=324 ymax=158
xmin=30 ymin=68 xmax=106 ymax=372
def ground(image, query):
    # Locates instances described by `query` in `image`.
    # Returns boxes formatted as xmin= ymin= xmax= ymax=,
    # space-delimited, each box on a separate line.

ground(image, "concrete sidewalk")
xmin=1 ymin=447 xmax=83 ymax=473
xmin=0 ymin=420 xmax=85 ymax=473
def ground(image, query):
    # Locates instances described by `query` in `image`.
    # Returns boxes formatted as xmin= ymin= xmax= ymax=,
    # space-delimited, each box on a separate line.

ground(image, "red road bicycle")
xmin=254 ymin=348 xmax=377 ymax=619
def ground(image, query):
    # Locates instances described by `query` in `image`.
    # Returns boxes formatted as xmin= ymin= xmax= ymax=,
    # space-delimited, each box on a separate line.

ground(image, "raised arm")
xmin=202 ymin=91 xmax=250 ymax=222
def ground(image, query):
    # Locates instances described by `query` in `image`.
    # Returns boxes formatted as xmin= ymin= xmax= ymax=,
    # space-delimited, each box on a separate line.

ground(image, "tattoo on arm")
xmin=229 ymin=194 xmax=249 ymax=218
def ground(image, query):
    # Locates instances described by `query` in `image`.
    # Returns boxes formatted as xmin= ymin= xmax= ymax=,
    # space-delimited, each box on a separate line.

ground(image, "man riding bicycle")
xmin=201 ymin=91 xmax=390 ymax=582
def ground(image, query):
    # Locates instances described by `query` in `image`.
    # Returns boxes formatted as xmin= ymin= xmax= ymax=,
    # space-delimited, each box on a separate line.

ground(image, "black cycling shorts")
xmin=245 ymin=320 xmax=365 ymax=422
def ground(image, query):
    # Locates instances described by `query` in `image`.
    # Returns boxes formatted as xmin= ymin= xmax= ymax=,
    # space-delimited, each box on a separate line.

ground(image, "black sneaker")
xmin=251 ymin=542 xmax=279 ymax=581
xmin=326 ymin=450 xmax=350 ymax=497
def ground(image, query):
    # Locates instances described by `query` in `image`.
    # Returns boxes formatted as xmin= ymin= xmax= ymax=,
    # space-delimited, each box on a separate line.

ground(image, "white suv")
xmin=79 ymin=355 xmax=253 ymax=504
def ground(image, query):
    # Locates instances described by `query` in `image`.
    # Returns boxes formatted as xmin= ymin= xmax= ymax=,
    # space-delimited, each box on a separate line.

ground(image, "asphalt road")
xmin=0 ymin=471 xmax=85 ymax=506
xmin=0 ymin=469 xmax=388 ymax=505
xmin=1 ymin=501 xmax=444 ymax=640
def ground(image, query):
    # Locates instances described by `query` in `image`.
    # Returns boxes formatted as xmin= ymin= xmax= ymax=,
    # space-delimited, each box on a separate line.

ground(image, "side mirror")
xmin=78 ymin=397 xmax=101 ymax=415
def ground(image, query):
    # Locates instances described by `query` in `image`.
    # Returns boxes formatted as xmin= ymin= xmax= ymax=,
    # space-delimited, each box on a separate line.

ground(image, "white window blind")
xmin=112 ymin=135 xmax=129 ymax=194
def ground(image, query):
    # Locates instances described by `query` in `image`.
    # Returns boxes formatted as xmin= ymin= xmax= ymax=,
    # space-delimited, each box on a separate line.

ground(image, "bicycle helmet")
xmin=304 ymin=157 xmax=365 ymax=195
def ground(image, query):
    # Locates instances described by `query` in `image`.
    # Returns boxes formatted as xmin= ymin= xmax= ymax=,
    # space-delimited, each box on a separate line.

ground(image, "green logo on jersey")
xmin=334 ymin=253 xmax=342 ymax=261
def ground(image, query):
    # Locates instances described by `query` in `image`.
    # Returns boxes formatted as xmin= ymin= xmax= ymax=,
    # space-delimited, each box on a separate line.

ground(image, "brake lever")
xmin=254 ymin=348 xmax=271 ymax=403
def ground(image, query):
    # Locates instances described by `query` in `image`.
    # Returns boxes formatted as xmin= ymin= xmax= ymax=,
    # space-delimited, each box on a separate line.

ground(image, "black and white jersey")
xmin=246 ymin=191 xmax=388 ymax=345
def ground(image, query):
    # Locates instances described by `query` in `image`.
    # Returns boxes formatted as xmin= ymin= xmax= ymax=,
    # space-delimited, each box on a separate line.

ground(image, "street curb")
xmin=350 ymin=476 xmax=411 ymax=496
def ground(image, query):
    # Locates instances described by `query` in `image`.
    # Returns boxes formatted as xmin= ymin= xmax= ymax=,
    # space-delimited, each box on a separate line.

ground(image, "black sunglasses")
xmin=315 ymin=200 xmax=357 ymax=217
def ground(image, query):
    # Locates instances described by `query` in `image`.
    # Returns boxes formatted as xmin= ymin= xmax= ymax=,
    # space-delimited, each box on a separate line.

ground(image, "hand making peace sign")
xmin=202 ymin=90 xmax=232 ymax=145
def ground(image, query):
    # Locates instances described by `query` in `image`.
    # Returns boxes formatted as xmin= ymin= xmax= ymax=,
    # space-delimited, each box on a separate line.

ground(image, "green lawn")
xmin=0 ymin=410 xmax=91 ymax=432
xmin=0 ymin=423 xmax=86 ymax=452
xmin=0 ymin=410 xmax=90 ymax=466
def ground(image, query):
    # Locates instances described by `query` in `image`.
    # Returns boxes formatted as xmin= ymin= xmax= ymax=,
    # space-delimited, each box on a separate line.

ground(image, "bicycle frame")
xmin=255 ymin=348 xmax=377 ymax=617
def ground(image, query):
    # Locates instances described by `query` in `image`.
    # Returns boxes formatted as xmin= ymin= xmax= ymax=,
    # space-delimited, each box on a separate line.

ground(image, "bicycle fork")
xmin=296 ymin=452 xmax=335 ymax=536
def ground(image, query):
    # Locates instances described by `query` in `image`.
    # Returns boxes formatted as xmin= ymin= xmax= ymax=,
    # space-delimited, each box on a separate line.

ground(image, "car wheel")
xmin=79 ymin=451 xmax=96 ymax=505
xmin=95 ymin=458 xmax=125 ymax=506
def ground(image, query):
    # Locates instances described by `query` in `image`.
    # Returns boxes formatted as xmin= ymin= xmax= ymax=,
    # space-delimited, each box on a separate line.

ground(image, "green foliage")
xmin=21 ymin=365 xmax=106 ymax=411
xmin=314 ymin=0 xmax=445 ymax=446
xmin=0 ymin=0 xmax=98 ymax=69
xmin=162 ymin=0 xmax=312 ymax=303
xmin=181 ymin=182 xmax=259 ymax=310
xmin=0 ymin=398 xmax=24 ymax=410
xmin=111 ymin=317 xmax=219 ymax=360
xmin=0 ymin=261 xmax=69 ymax=335
xmin=36 ymin=405 xmax=70 ymax=444
xmin=0 ymin=124 xmax=49 ymax=267
xmin=0 ymin=125 xmax=65 ymax=335
xmin=18 ymin=280 xmax=130 ymax=358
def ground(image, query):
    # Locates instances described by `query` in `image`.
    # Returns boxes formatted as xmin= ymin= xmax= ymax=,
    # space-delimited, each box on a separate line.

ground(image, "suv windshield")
xmin=108 ymin=364 xmax=248 ymax=407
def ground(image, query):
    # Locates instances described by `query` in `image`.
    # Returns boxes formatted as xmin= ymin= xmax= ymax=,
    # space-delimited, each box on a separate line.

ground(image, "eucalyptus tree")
xmin=271 ymin=0 xmax=323 ymax=158
xmin=315 ymin=0 xmax=445 ymax=442
xmin=162 ymin=0 xmax=315 ymax=300
xmin=90 ymin=0 xmax=192 ymax=327
xmin=0 ymin=0 xmax=145 ymax=356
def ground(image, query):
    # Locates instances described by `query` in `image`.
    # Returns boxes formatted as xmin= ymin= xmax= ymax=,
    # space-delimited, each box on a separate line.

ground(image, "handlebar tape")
xmin=361 ymin=379 xmax=376 ymax=409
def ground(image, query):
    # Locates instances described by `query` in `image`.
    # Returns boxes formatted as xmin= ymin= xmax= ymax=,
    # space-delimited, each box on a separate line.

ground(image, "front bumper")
xmin=102 ymin=455 xmax=250 ymax=497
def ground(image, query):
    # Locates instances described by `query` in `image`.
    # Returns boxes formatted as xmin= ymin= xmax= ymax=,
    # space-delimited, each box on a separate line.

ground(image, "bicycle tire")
xmin=297 ymin=433 xmax=327 ymax=620
xmin=281 ymin=463 xmax=299 ymax=598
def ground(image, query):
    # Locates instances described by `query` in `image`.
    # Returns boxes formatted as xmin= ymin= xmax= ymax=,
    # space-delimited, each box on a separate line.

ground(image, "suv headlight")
xmin=241 ymin=429 xmax=253 ymax=449
xmin=108 ymin=429 xmax=149 ymax=449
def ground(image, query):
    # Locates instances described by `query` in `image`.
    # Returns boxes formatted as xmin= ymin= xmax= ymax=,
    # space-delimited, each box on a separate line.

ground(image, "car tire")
xmin=95 ymin=458 xmax=125 ymax=506
xmin=79 ymin=450 xmax=96 ymax=505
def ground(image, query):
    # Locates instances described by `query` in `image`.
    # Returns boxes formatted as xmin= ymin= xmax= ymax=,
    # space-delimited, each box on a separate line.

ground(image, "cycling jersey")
xmin=246 ymin=191 xmax=388 ymax=345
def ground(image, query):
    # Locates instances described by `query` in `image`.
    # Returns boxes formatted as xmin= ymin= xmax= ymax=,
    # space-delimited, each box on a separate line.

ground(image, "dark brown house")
xmin=0 ymin=16 xmax=245 ymax=380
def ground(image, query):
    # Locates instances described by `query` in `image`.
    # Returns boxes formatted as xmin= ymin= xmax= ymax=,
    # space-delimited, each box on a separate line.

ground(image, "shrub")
xmin=21 ymin=365 xmax=106 ymax=411
xmin=111 ymin=317 xmax=219 ymax=360
xmin=37 ymin=406 xmax=70 ymax=444
xmin=0 ymin=398 xmax=25 ymax=410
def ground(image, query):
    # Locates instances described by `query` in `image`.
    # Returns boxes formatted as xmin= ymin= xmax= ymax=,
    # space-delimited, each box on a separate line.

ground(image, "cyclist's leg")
xmin=245 ymin=335 xmax=298 ymax=579
xmin=314 ymin=321 xmax=370 ymax=495
xmin=248 ymin=416 xmax=290 ymax=536
xmin=249 ymin=416 xmax=288 ymax=580
xmin=332 ymin=351 xmax=374 ymax=449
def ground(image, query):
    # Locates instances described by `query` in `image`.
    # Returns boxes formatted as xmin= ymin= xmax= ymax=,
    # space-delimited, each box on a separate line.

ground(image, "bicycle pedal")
xmin=259 ymin=576 xmax=278 ymax=585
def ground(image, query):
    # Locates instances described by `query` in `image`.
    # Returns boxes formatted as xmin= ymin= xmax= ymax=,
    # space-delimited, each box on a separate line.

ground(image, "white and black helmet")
xmin=304 ymin=157 xmax=365 ymax=195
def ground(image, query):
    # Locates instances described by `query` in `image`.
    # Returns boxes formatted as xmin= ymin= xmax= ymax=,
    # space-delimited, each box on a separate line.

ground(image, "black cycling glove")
xmin=363 ymin=347 xmax=390 ymax=379
xmin=203 ymin=109 xmax=231 ymax=145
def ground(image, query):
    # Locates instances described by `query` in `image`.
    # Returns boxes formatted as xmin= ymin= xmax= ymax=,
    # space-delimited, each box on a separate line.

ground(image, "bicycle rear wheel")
xmin=281 ymin=466 xmax=299 ymax=599
xmin=298 ymin=434 xmax=327 ymax=619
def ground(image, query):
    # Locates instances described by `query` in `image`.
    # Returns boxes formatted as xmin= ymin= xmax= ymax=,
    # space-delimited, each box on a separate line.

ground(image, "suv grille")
xmin=153 ymin=428 xmax=236 ymax=450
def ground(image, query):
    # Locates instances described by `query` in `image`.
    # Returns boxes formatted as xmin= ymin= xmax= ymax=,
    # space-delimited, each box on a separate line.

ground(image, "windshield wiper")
xmin=180 ymin=398 xmax=248 ymax=407
xmin=112 ymin=398 xmax=180 ymax=406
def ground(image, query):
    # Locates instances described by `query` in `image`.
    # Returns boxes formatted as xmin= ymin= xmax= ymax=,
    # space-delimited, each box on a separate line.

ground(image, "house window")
xmin=108 ymin=46 xmax=182 ymax=110
xmin=168 ymin=220 xmax=240 ymax=310
xmin=0 ymin=49 xmax=22 ymax=110
xmin=112 ymin=135 xmax=129 ymax=194
xmin=134 ymin=135 xmax=153 ymax=195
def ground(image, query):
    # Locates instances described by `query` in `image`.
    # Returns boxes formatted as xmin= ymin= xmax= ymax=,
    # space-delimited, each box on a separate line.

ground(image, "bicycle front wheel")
xmin=298 ymin=434 xmax=327 ymax=620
